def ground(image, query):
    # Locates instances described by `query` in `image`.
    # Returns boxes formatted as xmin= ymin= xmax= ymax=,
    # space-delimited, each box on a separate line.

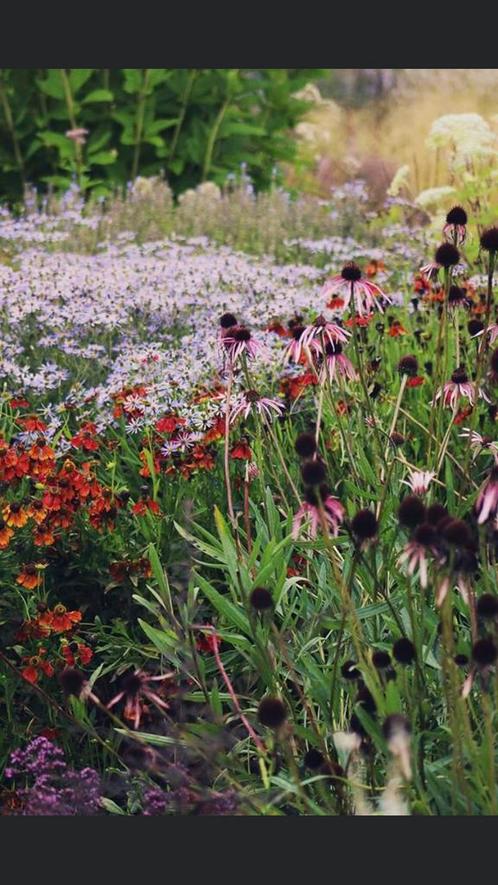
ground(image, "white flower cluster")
xmin=426 ymin=113 xmax=498 ymax=168
xmin=414 ymin=186 xmax=457 ymax=210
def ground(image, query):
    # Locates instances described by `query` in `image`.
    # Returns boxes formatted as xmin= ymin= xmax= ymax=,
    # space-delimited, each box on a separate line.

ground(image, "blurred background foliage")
xmin=2 ymin=69 xmax=498 ymax=219
xmin=0 ymin=68 xmax=323 ymax=201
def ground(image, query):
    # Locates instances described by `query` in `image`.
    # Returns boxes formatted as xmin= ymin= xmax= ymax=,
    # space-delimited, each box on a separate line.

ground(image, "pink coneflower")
xmin=107 ymin=669 xmax=174 ymax=729
xmin=443 ymin=206 xmax=468 ymax=245
xmin=66 ymin=128 xmax=89 ymax=146
xmin=398 ymin=522 xmax=440 ymax=589
xmin=222 ymin=326 xmax=261 ymax=363
xmin=419 ymin=261 xmax=442 ymax=280
xmin=283 ymin=324 xmax=308 ymax=364
xmin=436 ymin=547 xmax=477 ymax=609
xmin=401 ymin=470 xmax=436 ymax=495
xmin=229 ymin=389 xmax=285 ymax=423
xmin=292 ymin=486 xmax=344 ymax=539
xmin=298 ymin=314 xmax=350 ymax=351
xmin=459 ymin=428 xmax=498 ymax=458
xmin=434 ymin=368 xmax=487 ymax=410
xmin=321 ymin=262 xmax=390 ymax=317
xmin=319 ymin=341 xmax=357 ymax=384
xmin=475 ymin=463 xmax=498 ymax=525
xmin=484 ymin=324 xmax=498 ymax=345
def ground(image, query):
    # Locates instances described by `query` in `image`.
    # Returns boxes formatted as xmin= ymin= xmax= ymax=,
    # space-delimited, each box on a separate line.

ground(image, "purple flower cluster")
xmin=4 ymin=737 xmax=102 ymax=816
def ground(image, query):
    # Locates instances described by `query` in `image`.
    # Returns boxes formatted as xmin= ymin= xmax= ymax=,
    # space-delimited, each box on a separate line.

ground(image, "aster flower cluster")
xmin=4 ymin=737 xmax=102 ymax=816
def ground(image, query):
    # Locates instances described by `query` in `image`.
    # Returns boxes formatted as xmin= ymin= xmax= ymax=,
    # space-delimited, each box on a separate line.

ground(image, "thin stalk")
xmin=170 ymin=69 xmax=197 ymax=163
xmin=59 ymin=69 xmax=83 ymax=187
xmin=202 ymin=98 xmax=230 ymax=182
xmin=0 ymin=76 xmax=25 ymax=188
xmin=131 ymin=69 xmax=150 ymax=181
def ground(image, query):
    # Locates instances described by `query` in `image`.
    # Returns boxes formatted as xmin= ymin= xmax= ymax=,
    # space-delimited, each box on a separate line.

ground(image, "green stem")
xmin=0 ymin=76 xmax=25 ymax=188
xmin=59 ymin=69 xmax=83 ymax=187
xmin=170 ymin=70 xmax=197 ymax=163
xmin=131 ymin=69 xmax=150 ymax=182
xmin=202 ymin=97 xmax=230 ymax=181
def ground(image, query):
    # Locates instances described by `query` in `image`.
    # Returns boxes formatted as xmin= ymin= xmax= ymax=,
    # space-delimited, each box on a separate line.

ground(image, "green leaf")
xmin=100 ymin=797 xmax=126 ymax=815
xmin=89 ymin=149 xmax=118 ymax=166
xmin=148 ymin=543 xmax=173 ymax=614
xmin=138 ymin=618 xmax=178 ymax=656
xmin=219 ymin=121 xmax=267 ymax=138
xmin=37 ymin=70 xmax=65 ymax=100
xmin=145 ymin=118 xmax=179 ymax=136
xmin=69 ymin=69 xmax=94 ymax=94
xmin=82 ymin=88 xmax=114 ymax=103
xmin=122 ymin=69 xmax=144 ymax=94
xmin=194 ymin=572 xmax=252 ymax=637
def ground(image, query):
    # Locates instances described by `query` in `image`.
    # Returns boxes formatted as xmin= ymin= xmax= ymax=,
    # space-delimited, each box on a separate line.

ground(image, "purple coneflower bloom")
xmin=485 ymin=324 xmax=498 ymax=345
xmin=298 ymin=314 xmax=350 ymax=350
xmin=283 ymin=324 xmax=307 ymax=364
xmin=292 ymin=486 xmax=344 ymax=539
xmin=401 ymin=469 xmax=436 ymax=495
xmin=319 ymin=341 xmax=357 ymax=384
xmin=107 ymin=669 xmax=174 ymax=730
xmin=222 ymin=326 xmax=261 ymax=363
xmin=322 ymin=262 xmax=390 ymax=317
xmin=434 ymin=368 xmax=488 ymax=410
xmin=419 ymin=261 xmax=442 ymax=280
xmin=475 ymin=463 xmax=498 ymax=525
xmin=443 ymin=206 xmax=468 ymax=246
xmin=459 ymin=428 xmax=498 ymax=459
xmin=398 ymin=523 xmax=440 ymax=589
xmin=230 ymin=389 xmax=285 ymax=423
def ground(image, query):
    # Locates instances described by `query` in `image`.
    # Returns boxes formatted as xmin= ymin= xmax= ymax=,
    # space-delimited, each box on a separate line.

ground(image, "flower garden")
xmin=1 ymin=97 xmax=498 ymax=815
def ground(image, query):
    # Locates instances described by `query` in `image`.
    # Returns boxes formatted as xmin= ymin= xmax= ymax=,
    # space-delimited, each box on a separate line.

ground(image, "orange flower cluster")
xmin=17 ymin=604 xmax=91 ymax=684
xmin=109 ymin=557 xmax=152 ymax=583
xmin=279 ymin=371 xmax=319 ymax=401
xmin=0 ymin=435 xmax=55 ymax=484
xmin=71 ymin=422 xmax=100 ymax=452
xmin=112 ymin=384 xmax=148 ymax=420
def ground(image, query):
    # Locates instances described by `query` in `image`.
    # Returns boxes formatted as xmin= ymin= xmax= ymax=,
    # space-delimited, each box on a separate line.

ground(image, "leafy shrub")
xmin=0 ymin=69 xmax=323 ymax=201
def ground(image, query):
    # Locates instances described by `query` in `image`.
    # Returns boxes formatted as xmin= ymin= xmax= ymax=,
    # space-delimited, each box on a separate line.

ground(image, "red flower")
xmin=132 ymin=498 xmax=161 ymax=517
xmin=196 ymin=630 xmax=221 ymax=653
xmin=407 ymin=376 xmax=425 ymax=388
xmin=18 ymin=416 xmax=47 ymax=433
xmin=388 ymin=321 xmax=407 ymax=337
xmin=454 ymin=405 xmax=473 ymax=425
xmin=230 ymin=441 xmax=252 ymax=461
xmin=266 ymin=321 xmax=290 ymax=338
xmin=155 ymin=415 xmax=186 ymax=434
xmin=345 ymin=315 xmax=373 ymax=327
xmin=202 ymin=417 xmax=226 ymax=443
xmin=21 ymin=648 xmax=54 ymax=683
xmin=326 ymin=297 xmax=345 ymax=310
xmin=71 ymin=423 xmax=100 ymax=451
